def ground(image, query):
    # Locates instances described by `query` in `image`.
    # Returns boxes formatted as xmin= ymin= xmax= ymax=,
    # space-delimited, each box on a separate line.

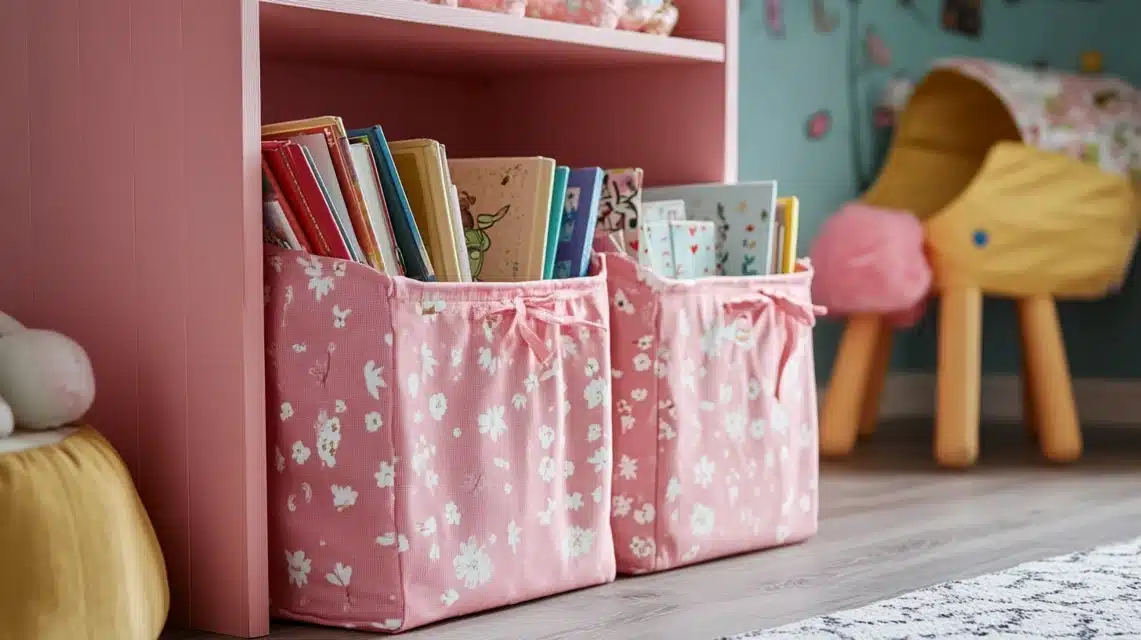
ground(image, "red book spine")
xmin=262 ymin=141 xmax=352 ymax=261
xmin=261 ymin=158 xmax=312 ymax=252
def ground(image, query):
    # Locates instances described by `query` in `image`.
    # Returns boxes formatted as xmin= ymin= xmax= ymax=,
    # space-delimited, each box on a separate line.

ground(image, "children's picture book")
xmin=595 ymin=168 xmax=644 ymax=255
xmin=439 ymin=150 xmax=473 ymax=282
xmin=262 ymin=116 xmax=390 ymax=272
xmin=774 ymin=196 xmax=800 ymax=274
xmin=447 ymin=157 xmax=556 ymax=282
xmin=542 ymin=167 xmax=570 ymax=279
xmin=348 ymin=126 xmax=435 ymax=281
xmin=349 ymin=142 xmax=402 ymax=275
xmin=644 ymin=181 xmax=779 ymax=276
xmin=261 ymin=140 xmax=352 ymax=261
xmin=642 ymin=199 xmax=687 ymax=225
xmin=389 ymin=139 xmax=465 ymax=282
xmin=640 ymin=220 xmax=717 ymax=279
xmin=261 ymin=158 xmax=310 ymax=252
xmin=554 ymin=167 xmax=604 ymax=279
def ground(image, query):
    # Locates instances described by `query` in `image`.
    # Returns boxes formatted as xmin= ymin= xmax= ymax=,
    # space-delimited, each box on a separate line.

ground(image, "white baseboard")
xmin=832 ymin=373 xmax=1141 ymax=425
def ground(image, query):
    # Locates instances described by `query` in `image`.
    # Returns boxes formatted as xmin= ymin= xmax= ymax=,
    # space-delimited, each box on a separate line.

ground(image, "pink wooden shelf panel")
xmin=260 ymin=0 xmax=725 ymax=72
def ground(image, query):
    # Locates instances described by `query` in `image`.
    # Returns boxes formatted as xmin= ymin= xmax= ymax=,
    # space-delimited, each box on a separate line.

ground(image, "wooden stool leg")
xmin=1018 ymin=315 xmax=1038 ymax=442
xmin=858 ymin=323 xmax=894 ymax=439
xmin=821 ymin=314 xmax=883 ymax=457
xmin=935 ymin=287 xmax=982 ymax=468
xmin=1017 ymin=295 xmax=1082 ymax=463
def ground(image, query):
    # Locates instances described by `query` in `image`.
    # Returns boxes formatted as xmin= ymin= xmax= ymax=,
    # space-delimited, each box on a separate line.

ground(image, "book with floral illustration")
xmin=594 ymin=168 xmax=644 ymax=255
xmin=447 ymin=157 xmax=556 ymax=282
xmin=644 ymin=181 xmax=778 ymax=276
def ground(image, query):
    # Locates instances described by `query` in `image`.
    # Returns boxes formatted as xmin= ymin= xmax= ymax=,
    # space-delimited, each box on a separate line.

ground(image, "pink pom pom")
xmin=809 ymin=202 xmax=932 ymax=328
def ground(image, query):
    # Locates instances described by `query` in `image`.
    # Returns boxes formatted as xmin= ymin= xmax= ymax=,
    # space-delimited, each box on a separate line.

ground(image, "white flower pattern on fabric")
xmin=429 ymin=393 xmax=448 ymax=421
xmin=563 ymin=526 xmax=596 ymax=559
xmin=331 ymin=485 xmax=357 ymax=512
xmin=363 ymin=361 xmax=386 ymax=400
xmin=478 ymin=406 xmax=508 ymax=441
xmin=286 ymin=550 xmax=312 ymax=587
xmin=365 ymin=411 xmax=383 ymax=433
xmin=292 ymin=441 xmax=311 ymax=465
xmin=454 ymin=537 xmax=494 ymax=589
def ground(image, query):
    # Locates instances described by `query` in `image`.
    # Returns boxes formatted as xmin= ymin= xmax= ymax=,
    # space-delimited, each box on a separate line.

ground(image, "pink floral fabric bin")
xmin=264 ymin=247 xmax=616 ymax=633
xmin=602 ymin=252 xmax=823 ymax=574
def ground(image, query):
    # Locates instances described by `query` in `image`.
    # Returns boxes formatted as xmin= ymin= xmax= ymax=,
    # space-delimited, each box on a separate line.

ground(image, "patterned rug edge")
xmin=721 ymin=536 xmax=1141 ymax=639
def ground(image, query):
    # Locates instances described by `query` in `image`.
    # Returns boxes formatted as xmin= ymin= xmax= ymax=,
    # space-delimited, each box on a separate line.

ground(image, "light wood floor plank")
xmin=165 ymin=420 xmax=1141 ymax=640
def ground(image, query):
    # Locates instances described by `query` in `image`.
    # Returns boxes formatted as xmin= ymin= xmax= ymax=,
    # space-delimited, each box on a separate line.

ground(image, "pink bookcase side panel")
xmin=0 ymin=0 xmax=268 ymax=636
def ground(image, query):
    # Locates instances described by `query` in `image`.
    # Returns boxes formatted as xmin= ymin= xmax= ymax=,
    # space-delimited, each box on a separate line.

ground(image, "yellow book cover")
xmin=261 ymin=116 xmax=389 ymax=272
xmin=388 ymin=139 xmax=465 ymax=282
xmin=447 ymin=157 xmax=556 ymax=282
xmin=777 ymin=196 xmax=799 ymax=274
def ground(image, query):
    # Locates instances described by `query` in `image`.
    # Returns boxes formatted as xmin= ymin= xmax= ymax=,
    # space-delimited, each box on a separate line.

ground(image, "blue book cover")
xmin=347 ymin=125 xmax=435 ymax=281
xmin=542 ymin=166 xmax=570 ymax=279
xmin=553 ymin=167 xmax=604 ymax=279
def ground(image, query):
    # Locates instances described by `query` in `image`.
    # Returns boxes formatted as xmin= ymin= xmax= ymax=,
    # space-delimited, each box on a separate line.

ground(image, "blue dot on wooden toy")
xmin=972 ymin=229 xmax=989 ymax=248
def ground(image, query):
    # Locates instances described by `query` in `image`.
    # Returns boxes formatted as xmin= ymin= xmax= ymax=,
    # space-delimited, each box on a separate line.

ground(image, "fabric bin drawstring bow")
xmin=722 ymin=291 xmax=825 ymax=400
xmin=476 ymin=295 xmax=606 ymax=365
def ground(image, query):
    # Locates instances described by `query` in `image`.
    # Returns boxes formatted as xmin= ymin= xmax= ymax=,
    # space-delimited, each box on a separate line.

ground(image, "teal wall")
xmin=738 ymin=0 xmax=1141 ymax=381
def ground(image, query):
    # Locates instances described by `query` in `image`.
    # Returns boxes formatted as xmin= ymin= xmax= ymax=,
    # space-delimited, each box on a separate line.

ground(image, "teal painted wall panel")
xmin=738 ymin=0 xmax=1141 ymax=381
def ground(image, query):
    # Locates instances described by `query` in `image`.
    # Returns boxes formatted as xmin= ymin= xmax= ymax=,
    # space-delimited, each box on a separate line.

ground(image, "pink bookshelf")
xmin=0 ymin=0 xmax=738 ymax=636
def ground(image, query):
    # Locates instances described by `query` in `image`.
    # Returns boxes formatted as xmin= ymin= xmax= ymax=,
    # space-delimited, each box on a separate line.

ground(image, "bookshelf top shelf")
xmin=259 ymin=0 xmax=726 ymax=72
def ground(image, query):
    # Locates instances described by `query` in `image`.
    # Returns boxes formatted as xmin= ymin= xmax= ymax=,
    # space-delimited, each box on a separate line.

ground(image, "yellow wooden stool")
xmin=818 ymin=58 xmax=1141 ymax=468
xmin=0 ymin=426 xmax=169 ymax=639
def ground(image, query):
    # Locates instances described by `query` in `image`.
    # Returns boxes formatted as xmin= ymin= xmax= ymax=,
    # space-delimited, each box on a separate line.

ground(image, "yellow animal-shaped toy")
xmin=820 ymin=58 xmax=1141 ymax=468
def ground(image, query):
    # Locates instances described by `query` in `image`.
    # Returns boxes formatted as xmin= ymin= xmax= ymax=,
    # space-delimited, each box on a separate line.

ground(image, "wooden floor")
xmin=166 ymin=420 xmax=1141 ymax=640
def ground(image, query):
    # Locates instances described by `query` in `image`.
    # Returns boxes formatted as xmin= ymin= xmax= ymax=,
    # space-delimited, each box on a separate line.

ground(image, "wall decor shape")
xmin=764 ymin=0 xmax=785 ymax=38
xmin=813 ymin=0 xmax=839 ymax=33
xmin=806 ymin=109 xmax=832 ymax=140
xmin=866 ymin=27 xmax=892 ymax=67
xmin=941 ymin=0 xmax=983 ymax=38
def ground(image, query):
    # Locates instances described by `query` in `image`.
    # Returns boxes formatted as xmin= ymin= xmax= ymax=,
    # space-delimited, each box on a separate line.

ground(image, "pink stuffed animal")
xmin=809 ymin=202 xmax=933 ymax=328
xmin=0 ymin=311 xmax=95 ymax=438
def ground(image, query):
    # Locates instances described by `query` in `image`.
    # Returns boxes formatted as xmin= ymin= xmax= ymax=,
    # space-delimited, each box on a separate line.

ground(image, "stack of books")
xmin=261 ymin=115 xmax=800 ymax=283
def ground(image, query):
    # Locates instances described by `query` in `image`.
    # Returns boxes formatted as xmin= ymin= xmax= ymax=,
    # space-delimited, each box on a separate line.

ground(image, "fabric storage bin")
xmin=601 ymin=251 xmax=823 ymax=574
xmin=263 ymin=247 xmax=616 ymax=632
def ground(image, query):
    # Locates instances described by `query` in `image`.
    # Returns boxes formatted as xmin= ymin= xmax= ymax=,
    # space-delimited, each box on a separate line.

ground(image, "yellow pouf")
xmin=0 ymin=426 xmax=169 ymax=640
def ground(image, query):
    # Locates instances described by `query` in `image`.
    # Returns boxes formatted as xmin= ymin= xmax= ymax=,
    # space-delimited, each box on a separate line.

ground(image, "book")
xmin=388 ymin=139 xmax=466 ymax=282
xmin=447 ymin=156 xmax=556 ymax=282
xmin=775 ymin=195 xmax=800 ymax=274
xmin=446 ymin=184 xmax=473 ymax=282
xmin=554 ymin=167 xmax=604 ymax=279
xmin=641 ymin=219 xmax=717 ymax=279
xmin=542 ymin=166 xmax=570 ymax=279
xmin=349 ymin=142 xmax=402 ymax=275
xmin=643 ymin=199 xmax=687 ymax=224
xmin=595 ymin=168 xmax=645 ymax=255
xmin=348 ymin=126 xmax=435 ymax=281
xmin=644 ymin=181 xmax=779 ymax=276
xmin=439 ymin=147 xmax=473 ymax=282
xmin=262 ymin=116 xmax=390 ymax=272
xmin=303 ymin=144 xmax=365 ymax=263
xmin=261 ymin=140 xmax=353 ymax=261
xmin=261 ymin=158 xmax=310 ymax=252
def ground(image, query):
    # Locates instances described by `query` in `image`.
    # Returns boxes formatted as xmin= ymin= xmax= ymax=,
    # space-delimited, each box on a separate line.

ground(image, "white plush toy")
xmin=0 ymin=311 xmax=95 ymax=438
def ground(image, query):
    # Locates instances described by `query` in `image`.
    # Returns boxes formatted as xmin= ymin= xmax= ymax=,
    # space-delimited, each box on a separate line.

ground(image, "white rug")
xmin=725 ymin=537 xmax=1141 ymax=639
